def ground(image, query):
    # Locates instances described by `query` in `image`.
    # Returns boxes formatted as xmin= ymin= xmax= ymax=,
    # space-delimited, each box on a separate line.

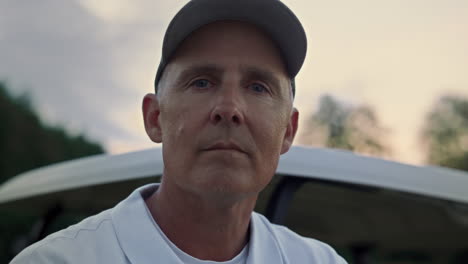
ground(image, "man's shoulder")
xmin=45 ymin=208 xmax=114 ymax=240
xmin=10 ymin=209 xmax=125 ymax=263
xmin=11 ymin=184 xmax=158 ymax=263
xmin=252 ymin=212 xmax=347 ymax=263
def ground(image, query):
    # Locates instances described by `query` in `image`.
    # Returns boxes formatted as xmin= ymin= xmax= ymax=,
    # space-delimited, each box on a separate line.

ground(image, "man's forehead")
xmin=173 ymin=63 xmax=284 ymax=85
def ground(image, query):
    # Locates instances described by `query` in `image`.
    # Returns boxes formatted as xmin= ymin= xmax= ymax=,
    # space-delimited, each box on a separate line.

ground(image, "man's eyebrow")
xmin=240 ymin=66 xmax=282 ymax=91
xmin=175 ymin=64 xmax=224 ymax=86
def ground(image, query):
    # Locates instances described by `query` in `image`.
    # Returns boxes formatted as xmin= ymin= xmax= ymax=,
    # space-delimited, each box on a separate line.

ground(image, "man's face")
xmin=144 ymin=21 xmax=298 ymax=198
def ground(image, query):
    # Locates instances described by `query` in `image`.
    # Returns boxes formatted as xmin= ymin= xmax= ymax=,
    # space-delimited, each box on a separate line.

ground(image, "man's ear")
xmin=280 ymin=107 xmax=299 ymax=154
xmin=142 ymin=93 xmax=163 ymax=143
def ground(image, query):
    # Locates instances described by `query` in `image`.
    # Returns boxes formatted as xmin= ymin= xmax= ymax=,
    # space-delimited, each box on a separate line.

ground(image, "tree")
xmin=0 ymin=81 xmax=106 ymax=262
xmin=0 ymin=81 xmax=105 ymax=184
xmin=421 ymin=95 xmax=468 ymax=171
xmin=300 ymin=94 xmax=390 ymax=157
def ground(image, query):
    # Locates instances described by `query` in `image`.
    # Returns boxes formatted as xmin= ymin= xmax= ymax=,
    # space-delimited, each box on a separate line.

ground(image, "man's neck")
xmin=145 ymin=181 xmax=257 ymax=261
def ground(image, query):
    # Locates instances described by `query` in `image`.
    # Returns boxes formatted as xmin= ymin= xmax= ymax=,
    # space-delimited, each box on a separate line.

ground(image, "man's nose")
xmin=209 ymin=85 xmax=245 ymax=126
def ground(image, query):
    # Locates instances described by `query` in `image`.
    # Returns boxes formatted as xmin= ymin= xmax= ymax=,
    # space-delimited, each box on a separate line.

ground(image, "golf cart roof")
xmin=2 ymin=146 xmax=468 ymax=254
xmin=1 ymin=146 xmax=467 ymax=205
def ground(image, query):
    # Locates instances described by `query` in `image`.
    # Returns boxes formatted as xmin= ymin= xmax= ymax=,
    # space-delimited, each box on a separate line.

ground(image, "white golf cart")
xmin=1 ymin=146 xmax=467 ymax=264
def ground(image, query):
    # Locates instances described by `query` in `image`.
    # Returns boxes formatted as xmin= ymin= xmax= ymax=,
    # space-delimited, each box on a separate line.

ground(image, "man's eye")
xmin=249 ymin=83 xmax=268 ymax=93
xmin=191 ymin=79 xmax=211 ymax=88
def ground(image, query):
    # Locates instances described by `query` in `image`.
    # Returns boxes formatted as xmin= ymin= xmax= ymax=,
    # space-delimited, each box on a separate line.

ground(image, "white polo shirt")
xmin=11 ymin=184 xmax=347 ymax=264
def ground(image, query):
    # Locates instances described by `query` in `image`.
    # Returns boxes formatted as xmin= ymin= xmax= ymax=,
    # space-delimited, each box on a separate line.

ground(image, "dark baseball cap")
xmin=154 ymin=0 xmax=307 ymax=96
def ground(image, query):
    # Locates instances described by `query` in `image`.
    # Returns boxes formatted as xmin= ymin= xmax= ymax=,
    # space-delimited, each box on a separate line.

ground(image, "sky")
xmin=1 ymin=0 xmax=467 ymax=165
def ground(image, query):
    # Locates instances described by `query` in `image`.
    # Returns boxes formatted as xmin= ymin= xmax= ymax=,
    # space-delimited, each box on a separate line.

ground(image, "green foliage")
xmin=0 ymin=81 xmax=105 ymax=262
xmin=300 ymin=94 xmax=390 ymax=157
xmin=422 ymin=95 xmax=468 ymax=171
xmin=0 ymin=81 xmax=105 ymax=184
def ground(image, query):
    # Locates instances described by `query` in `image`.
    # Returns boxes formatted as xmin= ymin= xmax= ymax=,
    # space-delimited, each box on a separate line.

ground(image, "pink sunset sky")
xmin=1 ymin=0 xmax=467 ymax=165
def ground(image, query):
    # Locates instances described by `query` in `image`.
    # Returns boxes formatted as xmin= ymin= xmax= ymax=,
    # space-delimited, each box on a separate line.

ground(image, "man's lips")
xmin=204 ymin=142 xmax=246 ymax=154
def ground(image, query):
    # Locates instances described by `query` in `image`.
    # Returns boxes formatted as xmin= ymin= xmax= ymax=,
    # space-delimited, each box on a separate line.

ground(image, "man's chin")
xmin=190 ymin=171 xmax=259 ymax=198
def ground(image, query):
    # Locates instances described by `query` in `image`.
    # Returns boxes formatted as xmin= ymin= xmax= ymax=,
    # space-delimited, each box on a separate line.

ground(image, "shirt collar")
xmin=112 ymin=184 xmax=181 ymax=264
xmin=247 ymin=212 xmax=284 ymax=264
xmin=111 ymin=183 xmax=284 ymax=264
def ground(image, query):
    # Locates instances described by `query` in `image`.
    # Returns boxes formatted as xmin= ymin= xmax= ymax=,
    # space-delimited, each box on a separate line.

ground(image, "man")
xmin=12 ymin=0 xmax=347 ymax=263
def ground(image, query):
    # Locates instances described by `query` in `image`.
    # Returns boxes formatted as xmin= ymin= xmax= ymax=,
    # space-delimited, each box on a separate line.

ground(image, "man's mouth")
xmin=204 ymin=141 xmax=246 ymax=154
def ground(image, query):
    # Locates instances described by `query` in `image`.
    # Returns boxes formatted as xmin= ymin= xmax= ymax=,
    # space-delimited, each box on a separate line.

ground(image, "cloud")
xmin=78 ymin=0 xmax=187 ymax=24
xmin=0 ymin=0 xmax=164 ymax=150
